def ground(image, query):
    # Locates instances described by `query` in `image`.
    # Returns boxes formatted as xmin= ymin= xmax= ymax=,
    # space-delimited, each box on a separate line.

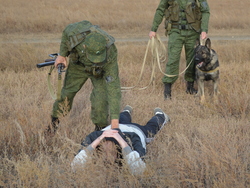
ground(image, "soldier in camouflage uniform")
xmin=49 ymin=20 xmax=121 ymax=133
xmin=149 ymin=0 xmax=210 ymax=99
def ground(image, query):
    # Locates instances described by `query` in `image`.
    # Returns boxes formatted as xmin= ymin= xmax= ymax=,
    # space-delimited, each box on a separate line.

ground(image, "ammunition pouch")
xmin=168 ymin=1 xmax=179 ymax=22
xmin=92 ymin=66 xmax=104 ymax=77
xmin=164 ymin=0 xmax=202 ymax=33
xmin=185 ymin=2 xmax=196 ymax=23
xmin=164 ymin=8 xmax=172 ymax=36
xmin=164 ymin=21 xmax=172 ymax=36
xmin=164 ymin=0 xmax=179 ymax=36
xmin=69 ymin=49 xmax=79 ymax=64
xmin=77 ymin=61 xmax=105 ymax=78
xmin=185 ymin=2 xmax=202 ymax=32
xmin=190 ymin=20 xmax=201 ymax=32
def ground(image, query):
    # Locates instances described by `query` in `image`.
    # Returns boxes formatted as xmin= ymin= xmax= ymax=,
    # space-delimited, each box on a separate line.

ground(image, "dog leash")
xmin=155 ymin=45 xmax=194 ymax=78
xmin=47 ymin=65 xmax=63 ymax=100
xmin=121 ymin=34 xmax=194 ymax=91
xmin=121 ymin=34 xmax=166 ymax=91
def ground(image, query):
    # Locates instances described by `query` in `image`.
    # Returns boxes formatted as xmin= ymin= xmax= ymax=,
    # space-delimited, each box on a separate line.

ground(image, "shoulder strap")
xmin=66 ymin=21 xmax=115 ymax=51
xmin=196 ymin=0 xmax=200 ymax=8
xmin=65 ymin=20 xmax=93 ymax=51
xmin=89 ymin=25 xmax=115 ymax=48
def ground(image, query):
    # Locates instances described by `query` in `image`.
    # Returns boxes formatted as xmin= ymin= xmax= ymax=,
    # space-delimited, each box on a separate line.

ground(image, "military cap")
xmin=84 ymin=32 xmax=107 ymax=63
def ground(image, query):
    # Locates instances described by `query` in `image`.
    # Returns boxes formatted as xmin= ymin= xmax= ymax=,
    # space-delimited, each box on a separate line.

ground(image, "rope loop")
xmin=121 ymin=34 xmax=167 ymax=91
xmin=121 ymin=34 xmax=194 ymax=91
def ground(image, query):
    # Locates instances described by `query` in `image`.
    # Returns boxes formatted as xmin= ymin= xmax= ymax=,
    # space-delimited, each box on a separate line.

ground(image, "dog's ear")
xmin=205 ymin=38 xmax=211 ymax=49
xmin=195 ymin=38 xmax=200 ymax=47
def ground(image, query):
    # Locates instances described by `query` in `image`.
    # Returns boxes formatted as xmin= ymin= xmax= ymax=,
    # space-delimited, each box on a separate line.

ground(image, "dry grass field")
xmin=0 ymin=0 xmax=250 ymax=187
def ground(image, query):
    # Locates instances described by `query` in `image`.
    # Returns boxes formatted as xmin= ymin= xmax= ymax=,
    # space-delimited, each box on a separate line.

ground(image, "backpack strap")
xmin=89 ymin=25 xmax=115 ymax=48
xmin=65 ymin=20 xmax=93 ymax=51
xmin=68 ymin=30 xmax=91 ymax=50
xmin=196 ymin=0 xmax=200 ymax=8
xmin=66 ymin=21 xmax=115 ymax=51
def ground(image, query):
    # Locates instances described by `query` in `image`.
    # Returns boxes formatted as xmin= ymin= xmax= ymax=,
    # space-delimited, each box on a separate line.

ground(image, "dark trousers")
xmin=119 ymin=112 xmax=165 ymax=137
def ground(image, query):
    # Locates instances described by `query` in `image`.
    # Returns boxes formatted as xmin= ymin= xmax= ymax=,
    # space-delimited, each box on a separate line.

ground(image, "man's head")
xmin=84 ymin=32 xmax=107 ymax=63
xmin=96 ymin=140 xmax=122 ymax=165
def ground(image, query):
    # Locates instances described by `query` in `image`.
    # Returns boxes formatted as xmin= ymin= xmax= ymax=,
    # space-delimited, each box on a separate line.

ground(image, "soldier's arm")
xmin=103 ymin=44 xmax=121 ymax=128
xmin=150 ymin=0 xmax=168 ymax=32
xmin=199 ymin=0 xmax=210 ymax=33
xmin=59 ymin=28 xmax=70 ymax=57
xmin=56 ymin=29 xmax=70 ymax=67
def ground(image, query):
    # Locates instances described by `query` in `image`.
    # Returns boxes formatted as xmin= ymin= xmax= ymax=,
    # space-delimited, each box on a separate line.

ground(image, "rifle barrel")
xmin=36 ymin=61 xmax=55 ymax=68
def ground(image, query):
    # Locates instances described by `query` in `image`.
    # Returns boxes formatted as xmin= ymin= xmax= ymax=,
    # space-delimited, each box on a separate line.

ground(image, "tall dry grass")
xmin=0 ymin=0 xmax=250 ymax=187
xmin=0 ymin=0 xmax=250 ymax=35
xmin=1 ymin=40 xmax=250 ymax=187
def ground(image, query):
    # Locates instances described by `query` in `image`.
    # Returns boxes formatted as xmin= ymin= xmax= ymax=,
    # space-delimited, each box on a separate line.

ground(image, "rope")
xmin=47 ymin=66 xmax=62 ymax=100
xmin=121 ymin=34 xmax=194 ymax=91
xmin=121 ymin=34 xmax=166 ymax=91
xmin=48 ymin=66 xmax=57 ymax=100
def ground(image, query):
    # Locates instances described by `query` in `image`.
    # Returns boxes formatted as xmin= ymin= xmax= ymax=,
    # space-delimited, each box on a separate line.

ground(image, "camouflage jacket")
xmin=151 ymin=0 xmax=210 ymax=33
xmin=59 ymin=25 xmax=121 ymax=120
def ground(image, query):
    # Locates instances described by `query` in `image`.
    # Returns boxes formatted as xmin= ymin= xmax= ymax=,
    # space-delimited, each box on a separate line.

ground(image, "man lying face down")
xmin=71 ymin=105 xmax=170 ymax=175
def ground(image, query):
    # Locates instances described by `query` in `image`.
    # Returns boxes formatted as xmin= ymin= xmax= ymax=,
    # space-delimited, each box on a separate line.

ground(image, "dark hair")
xmin=96 ymin=140 xmax=123 ymax=166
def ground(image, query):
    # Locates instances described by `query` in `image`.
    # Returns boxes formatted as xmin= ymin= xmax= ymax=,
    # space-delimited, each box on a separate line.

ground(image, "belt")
xmin=171 ymin=24 xmax=192 ymax=30
xmin=74 ymin=61 xmax=93 ymax=73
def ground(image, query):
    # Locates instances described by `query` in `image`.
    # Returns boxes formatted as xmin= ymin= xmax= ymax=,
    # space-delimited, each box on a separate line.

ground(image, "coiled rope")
xmin=121 ymin=34 xmax=193 ymax=91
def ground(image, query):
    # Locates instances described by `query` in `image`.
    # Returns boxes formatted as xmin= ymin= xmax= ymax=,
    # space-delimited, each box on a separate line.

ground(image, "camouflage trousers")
xmin=52 ymin=62 xmax=109 ymax=128
xmin=162 ymin=29 xmax=200 ymax=84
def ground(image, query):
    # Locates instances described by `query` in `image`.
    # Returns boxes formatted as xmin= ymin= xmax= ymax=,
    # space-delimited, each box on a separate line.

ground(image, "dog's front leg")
xmin=213 ymin=79 xmax=219 ymax=103
xmin=197 ymin=79 xmax=205 ymax=104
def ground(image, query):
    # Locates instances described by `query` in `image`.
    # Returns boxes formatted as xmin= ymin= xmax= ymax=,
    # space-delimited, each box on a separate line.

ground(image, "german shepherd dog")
xmin=194 ymin=38 xmax=219 ymax=103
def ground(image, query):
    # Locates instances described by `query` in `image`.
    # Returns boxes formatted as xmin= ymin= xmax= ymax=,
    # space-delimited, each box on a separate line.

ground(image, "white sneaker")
xmin=123 ymin=105 xmax=133 ymax=115
xmin=146 ymin=108 xmax=170 ymax=144
xmin=154 ymin=107 xmax=170 ymax=130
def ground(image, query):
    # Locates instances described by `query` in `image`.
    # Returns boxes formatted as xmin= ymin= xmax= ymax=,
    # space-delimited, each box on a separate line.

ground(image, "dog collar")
xmin=196 ymin=66 xmax=219 ymax=73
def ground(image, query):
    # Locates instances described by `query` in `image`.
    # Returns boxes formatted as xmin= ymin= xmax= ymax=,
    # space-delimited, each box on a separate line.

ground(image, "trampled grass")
xmin=0 ymin=0 xmax=250 ymax=187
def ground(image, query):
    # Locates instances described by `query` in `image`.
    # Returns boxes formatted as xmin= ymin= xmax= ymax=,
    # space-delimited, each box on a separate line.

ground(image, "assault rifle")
xmin=36 ymin=53 xmax=65 ymax=74
xmin=36 ymin=53 xmax=65 ymax=100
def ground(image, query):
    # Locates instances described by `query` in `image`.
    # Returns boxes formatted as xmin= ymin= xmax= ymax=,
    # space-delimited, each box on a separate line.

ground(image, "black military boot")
xmin=164 ymin=83 xmax=172 ymax=100
xmin=186 ymin=81 xmax=197 ymax=94
xmin=46 ymin=116 xmax=60 ymax=135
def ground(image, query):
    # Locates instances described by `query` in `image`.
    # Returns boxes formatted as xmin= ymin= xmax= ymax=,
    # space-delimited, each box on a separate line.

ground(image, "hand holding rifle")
xmin=36 ymin=53 xmax=66 ymax=100
xmin=36 ymin=53 xmax=66 ymax=74
xmin=55 ymin=55 xmax=67 ymax=70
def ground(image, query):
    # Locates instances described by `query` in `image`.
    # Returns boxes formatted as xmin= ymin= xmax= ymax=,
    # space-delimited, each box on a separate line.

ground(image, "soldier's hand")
xmin=55 ymin=55 xmax=67 ymax=68
xmin=201 ymin=32 xmax=207 ymax=40
xmin=111 ymin=119 xmax=119 ymax=129
xmin=149 ymin=31 xmax=156 ymax=39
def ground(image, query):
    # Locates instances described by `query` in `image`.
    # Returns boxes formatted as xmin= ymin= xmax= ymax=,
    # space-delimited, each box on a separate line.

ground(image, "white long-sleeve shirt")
xmin=71 ymin=123 xmax=147 ymax=175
